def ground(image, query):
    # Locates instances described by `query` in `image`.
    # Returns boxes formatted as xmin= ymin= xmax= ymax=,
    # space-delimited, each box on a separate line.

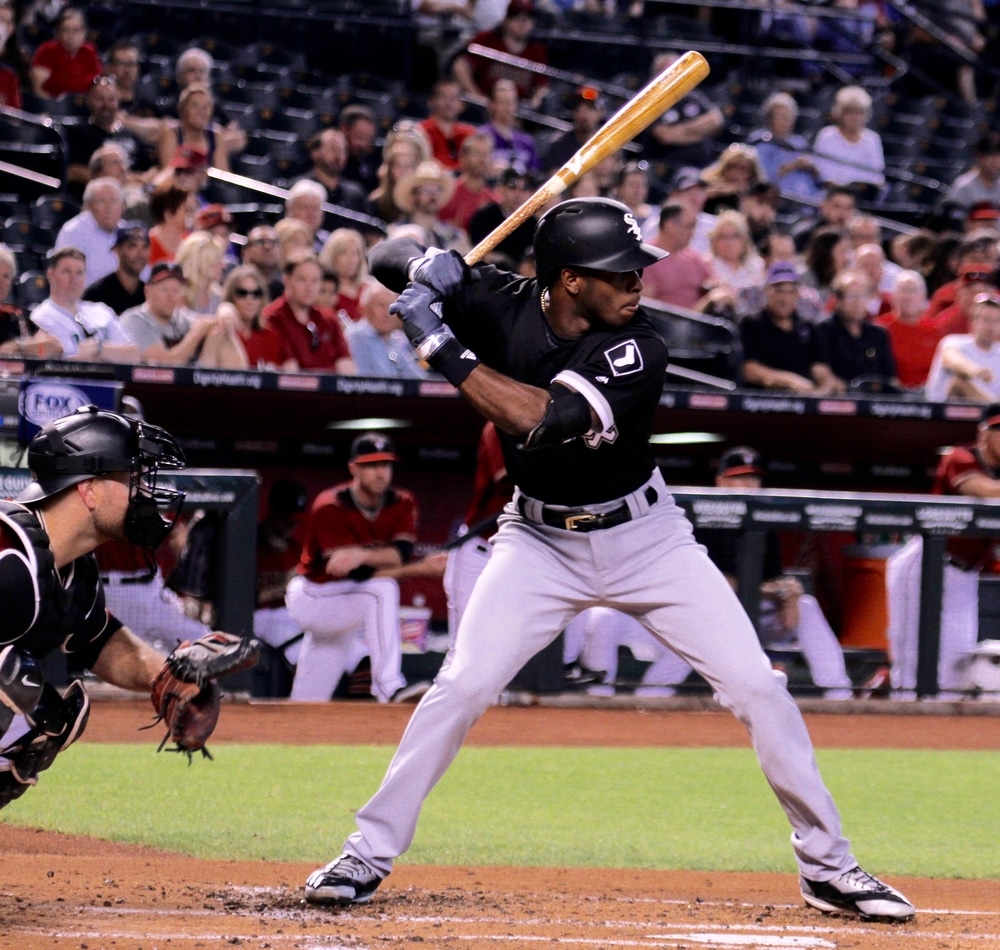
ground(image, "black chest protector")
xmin=0 ymin=502 xmax=110 ymax=662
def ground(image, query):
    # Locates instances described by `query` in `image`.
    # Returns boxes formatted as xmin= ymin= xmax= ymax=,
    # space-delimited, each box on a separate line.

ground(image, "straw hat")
xmin=393 ymin=159 xmax=456 ymax=213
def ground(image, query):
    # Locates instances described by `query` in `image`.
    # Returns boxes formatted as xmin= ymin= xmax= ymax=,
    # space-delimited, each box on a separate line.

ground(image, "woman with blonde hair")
xmin=274 ymin=217 xmax=314 ymax=268
xmin=159 ymin=82 xmax=241 ymax=172
xmin=369 ymin=131 xmax=431 ymax=226
xmin=701 ymin=143 xmax=767 ymax=209
xmin=175 ymin=230 xmax=225 ymax=315
xmin=319 ymin=227 xmax=369 ymax=323
xmin=703 ymin=209 xmax=766 ymax=319
xmin=811 ymin=85 xmax=885 ymax=194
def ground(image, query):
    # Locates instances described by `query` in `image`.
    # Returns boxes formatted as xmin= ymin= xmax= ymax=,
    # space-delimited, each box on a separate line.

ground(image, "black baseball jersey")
xmin=371 ymin=239 xmax=668 ymax=506
xmin=0 ymin=502 xmax=122 ymax=669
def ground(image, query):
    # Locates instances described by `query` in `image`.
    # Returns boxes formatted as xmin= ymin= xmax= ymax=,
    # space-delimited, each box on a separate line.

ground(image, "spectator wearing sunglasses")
xmin=219 ymin=265 xmax=287 ymax=372
xmin=262 ymin=252 xmax=355 ymax=374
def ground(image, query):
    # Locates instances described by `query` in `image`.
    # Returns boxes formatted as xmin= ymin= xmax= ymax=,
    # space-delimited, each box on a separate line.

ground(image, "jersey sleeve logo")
xmin=604 ymin=339 xmax=643 ymax=377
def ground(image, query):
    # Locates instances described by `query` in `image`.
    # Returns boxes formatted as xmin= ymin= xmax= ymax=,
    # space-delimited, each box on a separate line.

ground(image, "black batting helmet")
xmin=533 ymin=197 xmax=668 ymax=287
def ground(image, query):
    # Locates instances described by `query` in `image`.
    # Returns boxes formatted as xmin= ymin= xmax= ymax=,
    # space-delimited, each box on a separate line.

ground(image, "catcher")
xmin=0 ymin=405 xmax=260 ymax=808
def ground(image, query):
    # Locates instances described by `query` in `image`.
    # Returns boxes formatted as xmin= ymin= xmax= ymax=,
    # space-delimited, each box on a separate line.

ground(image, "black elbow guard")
xmin=520 ymin=392 xmax=592 ymax=451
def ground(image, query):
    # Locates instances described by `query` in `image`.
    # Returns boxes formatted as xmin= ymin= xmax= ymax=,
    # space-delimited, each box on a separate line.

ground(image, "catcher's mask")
xmin=17 ymin=405 xmax=187 ymax=549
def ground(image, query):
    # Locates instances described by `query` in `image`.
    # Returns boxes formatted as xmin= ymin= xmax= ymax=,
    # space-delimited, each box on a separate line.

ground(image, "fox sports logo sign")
xmin=19 ymin=382 xmax=93 ymax=428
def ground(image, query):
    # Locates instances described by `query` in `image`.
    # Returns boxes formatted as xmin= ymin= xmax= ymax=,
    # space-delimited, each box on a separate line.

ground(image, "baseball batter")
xmin=886 ymin=404 xmax=1000 ymax=698
xmin=304 ymin=197 xmax=914 ymax=921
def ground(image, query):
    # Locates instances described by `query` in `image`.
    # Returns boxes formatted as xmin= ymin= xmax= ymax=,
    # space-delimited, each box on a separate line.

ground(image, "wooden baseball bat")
xmin=464 ymin=50 xmax=710 ymax=266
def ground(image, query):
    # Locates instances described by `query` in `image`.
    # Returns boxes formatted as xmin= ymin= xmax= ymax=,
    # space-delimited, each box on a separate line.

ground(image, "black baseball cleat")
xmin=305 ymin=853 xmax=384 ymax=905
xmin=800 ymin=866 xmax=915 ymax=921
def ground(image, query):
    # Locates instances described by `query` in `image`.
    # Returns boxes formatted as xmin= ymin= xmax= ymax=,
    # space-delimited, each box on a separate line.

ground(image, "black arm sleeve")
xmin=368 ymin=237 xmax=427 ymax=293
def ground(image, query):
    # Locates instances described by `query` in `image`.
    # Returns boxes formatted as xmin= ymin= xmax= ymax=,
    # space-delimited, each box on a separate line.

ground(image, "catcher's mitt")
xmin=148 ymin=632 xmax=260 ymax=761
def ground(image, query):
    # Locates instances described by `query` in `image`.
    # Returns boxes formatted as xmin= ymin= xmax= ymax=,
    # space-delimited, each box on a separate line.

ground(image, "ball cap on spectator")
xmin=573 ymin=85 xmax=604 ymax=110
xmin=195 ymin=203 xmax=233 ymax=230
xmin=170 ymin=144 xmax=209 ymax=170
xmin=669 ymin=166 xmax=708 ymax=193
xmin=147 ymin=262 xmax=187 ymax=285
xmin=393 ymin=159 xmax=456 ymax=213
xmin=967 ymin=201 xmax=1000 ymax=223
xmin=958 ymin=262 xmax=998 ymax=284
xmin=717 ymin=446 xmax=764 ymax=478
xmin=350 ymin=432 xmax=398 ymax=464
xmin=766 ymin=260 xmax=800 ymax=285
xmin=981 ymin=403 xmax=1000 ymax=430
xmin=113 ymin=221 xmax=148 ymax=246
xmin=506 ymin=0 xmax=534 ymax=16
xmin=499 ymin=166 xmax=539 ymax=189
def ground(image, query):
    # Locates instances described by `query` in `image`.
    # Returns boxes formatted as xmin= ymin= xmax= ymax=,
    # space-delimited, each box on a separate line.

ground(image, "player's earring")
xmin=540 ymin=288 xmax=551 ymax=315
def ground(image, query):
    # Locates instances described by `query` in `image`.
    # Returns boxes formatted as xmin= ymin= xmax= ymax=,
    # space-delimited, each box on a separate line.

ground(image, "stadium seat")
xmin=216 ymin=79 xmax=279 ymax=113
xmin=32 ymin=193 xmax=82 ymax=231
xmin=1 ymin=216 xmax=49 ymax=253
xmin=17 ymin=270 xmax=49 ymax=309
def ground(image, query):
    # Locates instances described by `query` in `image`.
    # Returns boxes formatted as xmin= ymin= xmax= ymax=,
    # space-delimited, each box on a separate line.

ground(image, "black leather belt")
xmin=101 ymin=573 xmax=155 ymax=585
xmin=520 ymin=486 xmax=658 ymax=532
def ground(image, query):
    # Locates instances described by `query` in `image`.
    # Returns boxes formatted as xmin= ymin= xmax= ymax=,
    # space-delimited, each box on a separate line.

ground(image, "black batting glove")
xmin=408 ymin=248 xmax=469 ymax=297
xmin=390 ymin=283 xmax=481 ymax=387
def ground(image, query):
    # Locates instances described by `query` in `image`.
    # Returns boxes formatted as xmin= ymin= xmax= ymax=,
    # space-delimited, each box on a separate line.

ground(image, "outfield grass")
xmin=3 ymin=744 xmax=997 ymax=879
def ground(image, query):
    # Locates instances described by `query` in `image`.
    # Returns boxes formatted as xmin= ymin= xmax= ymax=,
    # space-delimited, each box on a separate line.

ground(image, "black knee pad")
xmin=3 ymin=679 xmax=90 ymax=786
xmin=0 ymin=646 xmax=45 ymax=736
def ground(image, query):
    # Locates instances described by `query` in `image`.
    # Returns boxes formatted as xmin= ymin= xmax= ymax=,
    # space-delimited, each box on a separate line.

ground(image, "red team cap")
xmin=350 ymin=432 xmax=398 ymax=464
xmin=981 ymin=403 xmax=1000 ymax=431
xmin=717 ymin=446 xmax=764 ymax=478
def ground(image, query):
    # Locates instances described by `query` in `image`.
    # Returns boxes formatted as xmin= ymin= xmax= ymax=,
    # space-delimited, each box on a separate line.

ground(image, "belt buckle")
xmin=564 ymin=512 xmax=598 ymax=531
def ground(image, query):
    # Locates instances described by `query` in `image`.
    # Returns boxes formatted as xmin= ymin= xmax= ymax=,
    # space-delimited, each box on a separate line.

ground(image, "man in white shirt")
xmin=54 ymin=177 xmax=125 ymax=286
xmin=20 ymin=247 xmax=138 ymax=362
xmin=925 ymin=291 xmax=1000 ymax=402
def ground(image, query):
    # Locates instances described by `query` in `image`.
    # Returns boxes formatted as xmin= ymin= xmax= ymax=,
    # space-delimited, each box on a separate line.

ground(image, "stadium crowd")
xmin=0 ymin=0 xmax=998 ymax=396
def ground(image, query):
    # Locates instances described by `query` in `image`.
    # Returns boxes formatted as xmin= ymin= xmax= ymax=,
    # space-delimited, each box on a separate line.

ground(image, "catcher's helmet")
xmin=533 ymin=197 xmax=668 ymax=287
xmin=17 ymin=405 xmax=187 ymax=548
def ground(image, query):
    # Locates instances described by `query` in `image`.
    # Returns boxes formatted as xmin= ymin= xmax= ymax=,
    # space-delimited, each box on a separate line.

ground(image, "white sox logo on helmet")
xmin=623 ymin=212 xmax=642 ymax=241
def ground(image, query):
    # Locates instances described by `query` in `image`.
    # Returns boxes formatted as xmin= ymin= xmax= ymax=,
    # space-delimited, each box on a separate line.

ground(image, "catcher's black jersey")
xmin=445 ymin=266 xmax=668 ymax=504
xmin=0 ymin=502 xmax=121 ymax=669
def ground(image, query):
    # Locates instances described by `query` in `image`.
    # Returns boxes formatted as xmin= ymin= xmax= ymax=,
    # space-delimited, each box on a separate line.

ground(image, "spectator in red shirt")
xmin=221 ymin=265 xmax=288 ymax=371
xmin=452 ymin=0 xmax=548 ymax=109
xmin=262 ymin=252 xmax=355 ymax=373
xmin=932 ymin=262 xmax=999 ymax=337
xmin=641 ymin=202 xmax=711 ymax=310
xmin=438 ymin=131 xmax=499 ymax=232
xmin=876 ymin=270 xmax=940 ymax=390
xmin=30 ymin=6 xmax=102 ymax=99
xmin=418 ymin=77 xmax=478 ymax=172
xmin=0 ymin=2 xmax=29 ymax=108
